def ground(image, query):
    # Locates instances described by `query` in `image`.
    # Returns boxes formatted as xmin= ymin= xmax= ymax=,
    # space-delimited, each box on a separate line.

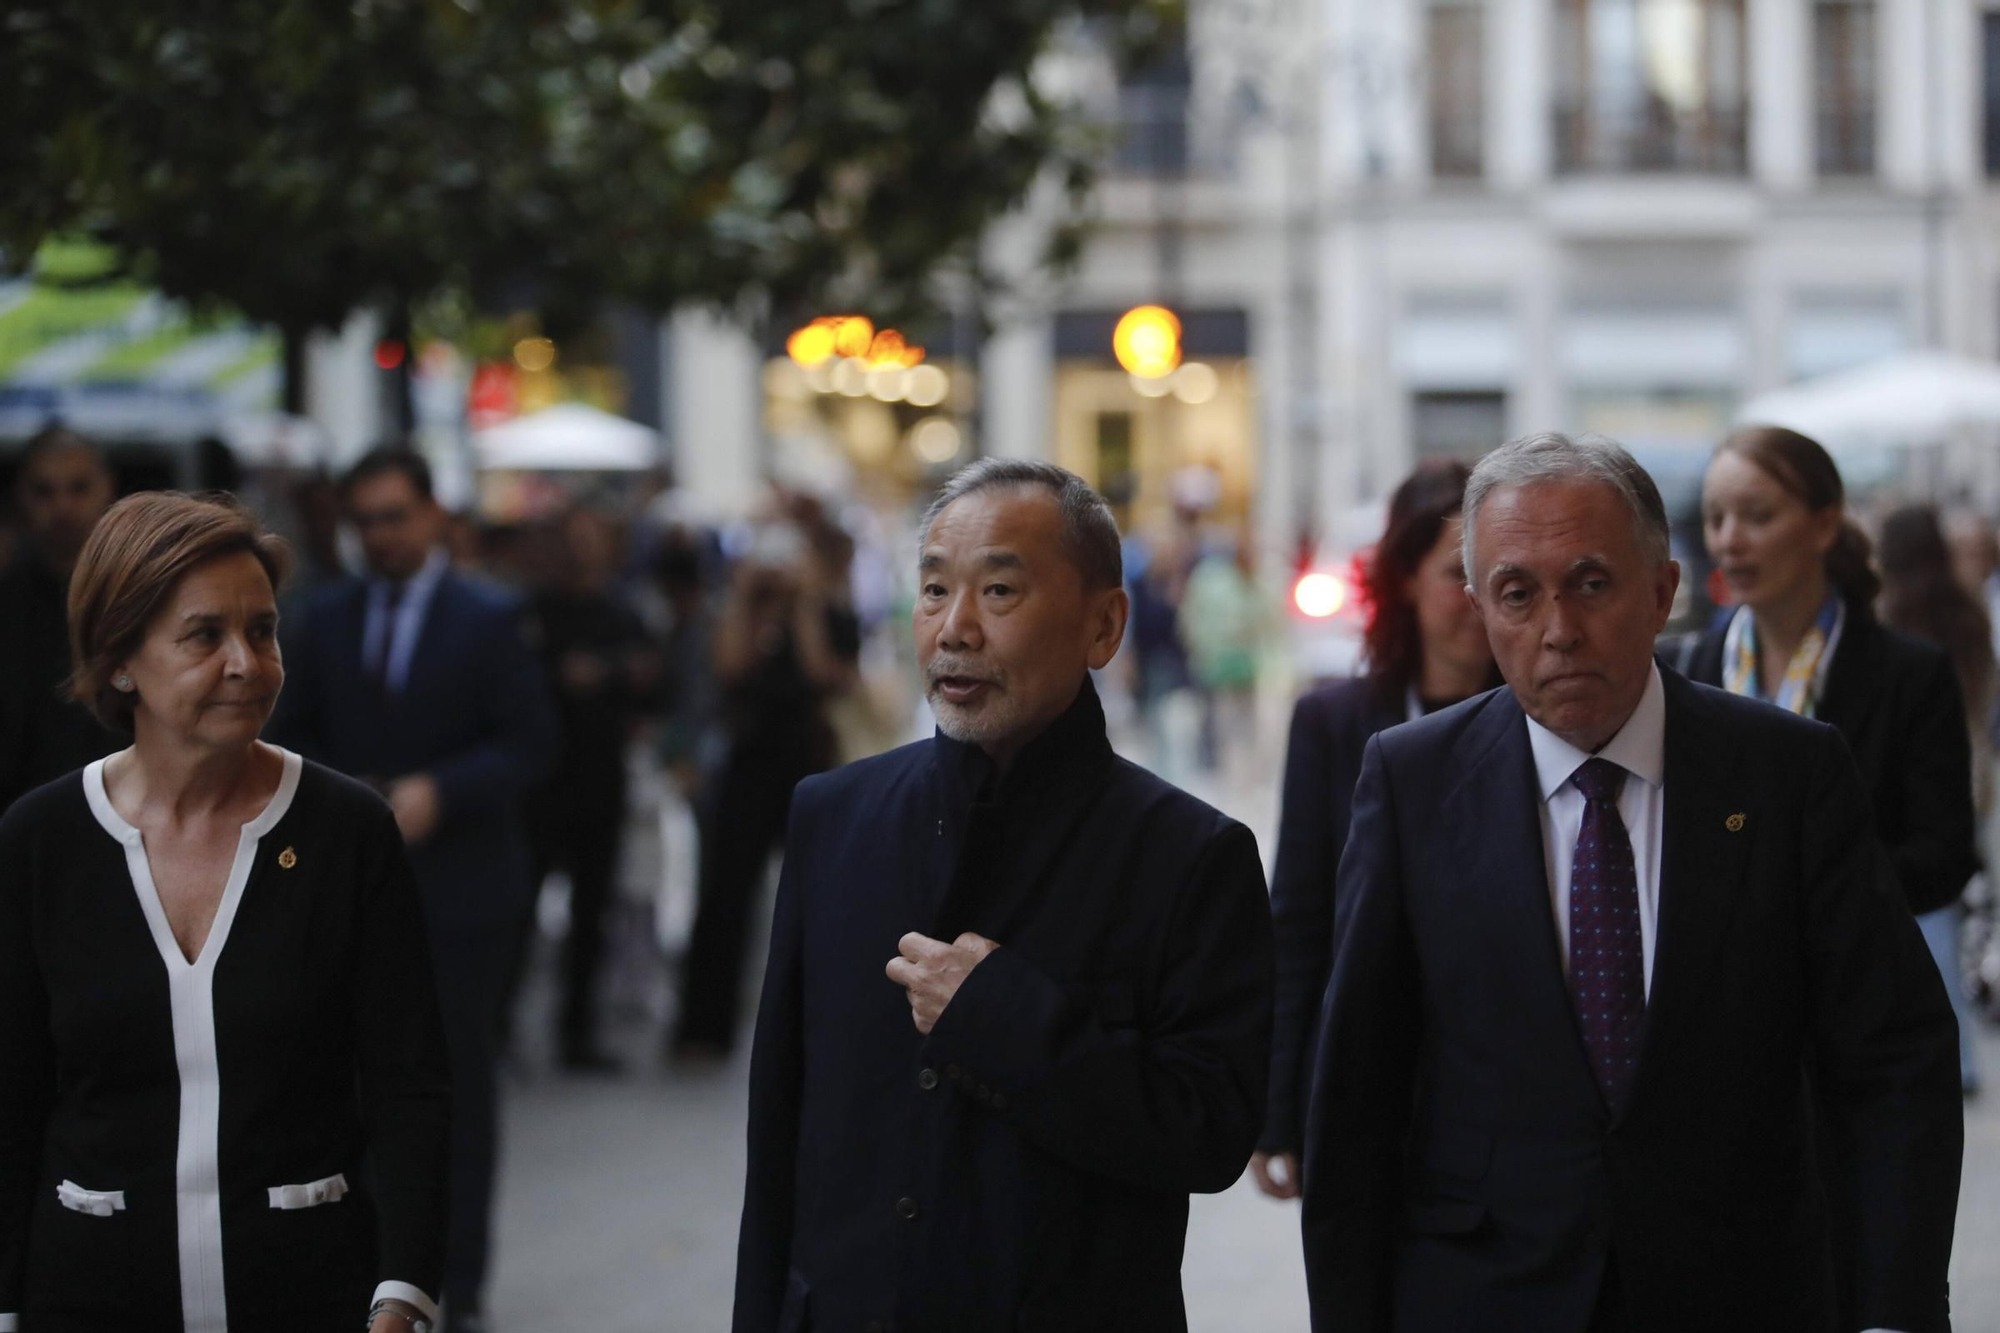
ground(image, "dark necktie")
xmin=368 ymin=581 xmax=406 ymax=693
xmin=1567 ymin=757 xmax=1645 ymax=1113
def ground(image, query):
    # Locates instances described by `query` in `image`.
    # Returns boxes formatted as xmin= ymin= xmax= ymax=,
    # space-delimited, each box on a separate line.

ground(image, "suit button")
xmin=917 ymin=1067 xmax=940 ymax=1091
xmin=945 ymin=1063 xmax=963 ymax=1081
xmin=896 ymin=1196 xmax=919 ymax=1220
xmin=975 ymin=1084 xmax=992 ymax=1104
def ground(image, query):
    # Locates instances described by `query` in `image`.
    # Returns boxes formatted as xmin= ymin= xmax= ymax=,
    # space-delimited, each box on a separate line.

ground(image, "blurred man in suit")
xmin=1302 ymin=432 xmax=1961 ymax=1333
xmin=270 ymin=446 xmax=554 ymax=1331
xmin=0 ymin=425 xmax=119 ymax=813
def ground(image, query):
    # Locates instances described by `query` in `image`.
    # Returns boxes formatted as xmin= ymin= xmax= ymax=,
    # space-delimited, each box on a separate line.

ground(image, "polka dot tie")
xmin=1567 ymin=757 xmax=1645 ymax=1113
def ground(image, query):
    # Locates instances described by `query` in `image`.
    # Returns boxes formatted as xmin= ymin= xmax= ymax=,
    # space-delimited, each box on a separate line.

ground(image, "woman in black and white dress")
xmin=0 ymin=492 xmax=449 ymax=1333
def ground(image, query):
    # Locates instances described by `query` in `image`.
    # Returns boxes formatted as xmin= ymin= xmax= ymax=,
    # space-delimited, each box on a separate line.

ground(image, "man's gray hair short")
xmin=918 ymin=458 xmax=1123 ymax=591
xmin=1461 ymin=431 xmax=1671 ymax=577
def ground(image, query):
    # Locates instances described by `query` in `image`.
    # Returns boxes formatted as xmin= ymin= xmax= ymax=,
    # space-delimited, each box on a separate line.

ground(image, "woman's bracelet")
xmin=365 ymin=1297 xmax=431 ymax=1332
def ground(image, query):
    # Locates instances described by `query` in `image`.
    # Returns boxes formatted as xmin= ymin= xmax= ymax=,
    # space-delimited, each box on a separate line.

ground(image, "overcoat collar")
xmin=931 ymin=673 xmax=1115 ymax=809
xmin=923 ymin=675 xmax=1116 ymax=939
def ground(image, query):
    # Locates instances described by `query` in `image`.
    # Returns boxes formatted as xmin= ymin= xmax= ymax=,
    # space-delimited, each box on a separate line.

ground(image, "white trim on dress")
xmin=84 ymin=747 xmax=302 ymax=1333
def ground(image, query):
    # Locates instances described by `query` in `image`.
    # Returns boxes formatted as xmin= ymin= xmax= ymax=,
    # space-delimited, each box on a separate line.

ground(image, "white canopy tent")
xmin=1737 ymin=351 xmax=2000 ymax=448
xmin=1736 ymin=351 xmax=2000 ymax=499
xmin=472 ymin=402 xmax=662 ymax=472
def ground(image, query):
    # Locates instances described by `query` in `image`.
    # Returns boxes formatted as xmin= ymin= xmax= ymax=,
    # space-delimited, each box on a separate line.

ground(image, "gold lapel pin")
xmin=1724 ymin=814 xmax=1746 ymax=833
xmin=278 ymin=846 xmax=298 ymax=870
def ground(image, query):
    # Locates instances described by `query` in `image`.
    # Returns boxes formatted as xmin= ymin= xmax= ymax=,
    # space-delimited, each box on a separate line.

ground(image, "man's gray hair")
xmin=1461 ymin=431 xmax=1671 ymax=577
xmin=918 ymin=458 xmax=1123 ymax=590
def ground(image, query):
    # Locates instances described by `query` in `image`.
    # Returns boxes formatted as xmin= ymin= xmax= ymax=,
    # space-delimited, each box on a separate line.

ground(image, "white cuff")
xmin=0 ymin=1312 xmax=19 ymax=1331
xmin=371 ymin=1281 xmax=439 ymax=1321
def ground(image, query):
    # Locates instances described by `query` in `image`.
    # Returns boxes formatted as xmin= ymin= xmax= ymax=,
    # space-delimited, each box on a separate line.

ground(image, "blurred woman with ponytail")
xmin=1684 ymin=427 xmax=1979 ymax=1079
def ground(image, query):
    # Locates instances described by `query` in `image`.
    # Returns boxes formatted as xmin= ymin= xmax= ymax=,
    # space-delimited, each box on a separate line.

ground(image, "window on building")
xmin=1814 ymin=1 xmax=1876 ymax=176
xmin=1427 ymin=0 xmax=1485 ymax=178
xmin=1985 ymin=13 xmax=2000 ymax=176
xmin=1553 ymin=0 xmax=1748 ymax=174
xmin=1112 ymin=42 xmax=1191 ymax=177
xmin=1412 ymin=391 xmax=1507 ymax=461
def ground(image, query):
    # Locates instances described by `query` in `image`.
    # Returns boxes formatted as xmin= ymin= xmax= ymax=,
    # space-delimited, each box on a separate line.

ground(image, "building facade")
xmin=644 ymin=1 xmax=2000 ymax=551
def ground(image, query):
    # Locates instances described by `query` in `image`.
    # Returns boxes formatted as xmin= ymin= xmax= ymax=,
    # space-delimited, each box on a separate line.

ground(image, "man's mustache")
xmin=926 ymin=659 xmax=1004 ymax=687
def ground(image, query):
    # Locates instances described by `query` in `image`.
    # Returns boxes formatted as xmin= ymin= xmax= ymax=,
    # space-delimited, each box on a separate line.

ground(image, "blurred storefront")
xmin=759 ymin=315 xmax=978 ymax=509
xmin=1049 ymin=308 xmax=1258 ymax=533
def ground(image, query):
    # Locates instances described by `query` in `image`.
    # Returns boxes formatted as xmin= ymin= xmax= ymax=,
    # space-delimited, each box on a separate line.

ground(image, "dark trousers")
xmin=674 ymin=749 xmax=810 ymax=1050
xmin=1586 ymin=1256 xmax=1627 ymax=1333
xmin=428 ymin=917 xmax=516 ymax=1312
xmin=527 ymin=776 xmax=627 ymax=1051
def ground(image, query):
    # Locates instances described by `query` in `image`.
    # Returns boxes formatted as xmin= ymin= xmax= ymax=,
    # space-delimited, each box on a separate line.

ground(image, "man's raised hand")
xmin=884 ymin=931 xmax=1001 ymax=1034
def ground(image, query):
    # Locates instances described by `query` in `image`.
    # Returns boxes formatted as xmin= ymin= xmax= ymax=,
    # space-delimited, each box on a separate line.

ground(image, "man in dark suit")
xmin=734 ymin=459 xmax=1272 ymax=1332
xmin=0 ymin=425 xmax=119 ymax=813
xmin=269 ymin=446 xmax=554 ymax=1331
xmin=1302 ymin=432 xmax=1962 ymax=1333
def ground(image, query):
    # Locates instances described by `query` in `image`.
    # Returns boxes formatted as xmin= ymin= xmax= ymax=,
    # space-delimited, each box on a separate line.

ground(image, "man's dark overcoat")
xmin=734 ymin=678 xmax=1273 ymax=1333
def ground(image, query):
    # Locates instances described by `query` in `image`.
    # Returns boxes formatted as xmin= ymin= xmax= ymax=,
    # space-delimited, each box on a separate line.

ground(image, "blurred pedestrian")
xmin=734 ymin=460 xmax=1271 ymax=1331
xmin=1125 ymin=527 xmax=1196 ymax=776
xmin=645 ymin=524 xmax=718 ymax=789
xmin=670 ymin=518 xmax=858 ymax=1060
xmin=0 ymin=425 xmax=119 ymax=813
xmin=523 ymin=507 xmax=661 ymax=1073
xmin=1178 ymin=531 xmax=1266 ymax=781
xmin=1251 ymin=461 xmax=1497 ymax=1201
xmin=0 ymin=492 xmax=448 ymax=1333
xmin=269 ymin=446 xmax=554 ymax=1331
xmin=1682 ymin=427 xmax=1979 ymax=977
xmin=1303 ymin=432 xmax=1960 ymax=1331
xmin=1877 ymin=502 xmax=1993 ymax=1093
xmin=1946 ymin=508 xmax=2000 ymax=660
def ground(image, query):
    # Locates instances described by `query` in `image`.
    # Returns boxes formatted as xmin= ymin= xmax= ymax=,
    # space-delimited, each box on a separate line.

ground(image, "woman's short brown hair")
xmin=67 ymin=492 xmax=292 ymax=732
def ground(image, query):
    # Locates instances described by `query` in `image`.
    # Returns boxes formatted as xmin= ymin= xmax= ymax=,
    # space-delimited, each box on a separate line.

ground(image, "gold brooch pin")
xmin=278 ymin=847 xmax=298 ymax=870
xmin=1724 ymin=814 xmax=1746 ymax=833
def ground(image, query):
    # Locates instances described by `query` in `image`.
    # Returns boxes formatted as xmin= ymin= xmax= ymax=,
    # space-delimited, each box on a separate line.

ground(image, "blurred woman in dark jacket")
xmin=1877 ymin=503 xmax=1993 ymax=1091
xmin=1681 ymin=428 xmax=1979 ymax=1091
xmin=1252 ymin=461 xmax=1499 ymax=1198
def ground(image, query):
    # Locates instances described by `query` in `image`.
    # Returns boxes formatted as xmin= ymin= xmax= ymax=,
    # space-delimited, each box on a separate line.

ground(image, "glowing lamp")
xmin=1293 ymin=571 xmax=1346 ymax=619
xmin=1113 ymin=305 xmax=1182 ymax=379
xmin=833 ymin=316 xmax=875 ymax=359
xmin=787 ymin=323 xmax=837 ymax=367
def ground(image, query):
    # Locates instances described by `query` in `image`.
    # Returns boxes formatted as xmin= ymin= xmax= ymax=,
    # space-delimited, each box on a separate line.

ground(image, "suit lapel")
xmin=1628 ymin=672 xmax=1754 ymax=1114
xmin=1443 ymin=692 xmax=1604 ymax=1113
xmin=1811 ymin=616 xmax=1880 ymax=735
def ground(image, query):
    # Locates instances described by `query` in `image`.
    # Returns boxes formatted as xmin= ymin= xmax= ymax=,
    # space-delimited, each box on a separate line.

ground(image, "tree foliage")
xmin=1 ymin=0 xmax=1174 ymax=340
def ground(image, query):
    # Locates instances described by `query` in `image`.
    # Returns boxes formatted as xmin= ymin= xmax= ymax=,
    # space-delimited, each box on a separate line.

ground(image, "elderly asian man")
xmin=733 ymin=459 xmax=1273 ymax=1333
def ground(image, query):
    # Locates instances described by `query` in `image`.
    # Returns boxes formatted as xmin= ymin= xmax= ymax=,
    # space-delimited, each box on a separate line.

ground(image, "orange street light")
xmin=1113 ymin=305 xmax=1182 ymax=379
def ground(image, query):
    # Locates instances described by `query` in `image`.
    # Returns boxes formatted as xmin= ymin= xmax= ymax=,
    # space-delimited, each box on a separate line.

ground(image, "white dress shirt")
xmin=361 ymin=547 xmax=449 ymax=694
xmin=1524 ymin=663 xmax=1666 ymax=998
xmin=1523 ymin=665 xmax=1904 ymax=1333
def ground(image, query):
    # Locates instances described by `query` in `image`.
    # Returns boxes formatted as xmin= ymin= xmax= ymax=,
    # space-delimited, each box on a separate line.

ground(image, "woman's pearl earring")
xmin=114 ymin=675 xmax=133 ymax=691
